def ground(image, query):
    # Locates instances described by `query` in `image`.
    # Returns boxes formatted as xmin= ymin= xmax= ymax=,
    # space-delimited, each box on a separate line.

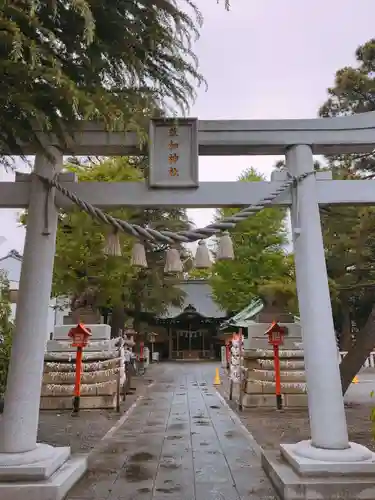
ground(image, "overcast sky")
xmin=1 ymin=0 xmax=375 ymax=256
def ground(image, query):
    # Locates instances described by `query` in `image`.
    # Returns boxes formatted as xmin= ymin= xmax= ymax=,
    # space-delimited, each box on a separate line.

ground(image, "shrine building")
xmin=139 ymin=279 xmax=228 ymax=361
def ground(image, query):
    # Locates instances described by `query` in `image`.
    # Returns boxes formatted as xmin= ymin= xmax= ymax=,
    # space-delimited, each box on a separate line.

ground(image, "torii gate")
xmin=1 ymin=113 xmax=375 ymax=499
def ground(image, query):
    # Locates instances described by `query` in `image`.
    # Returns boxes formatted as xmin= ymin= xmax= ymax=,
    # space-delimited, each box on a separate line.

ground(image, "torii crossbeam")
xmin=1 ymin=112 xmax=375 ymax=500
xmin=2 ymin=172 xmax=374 ymax=208
xmin=2 ymin=111 xmax=375 ymax=208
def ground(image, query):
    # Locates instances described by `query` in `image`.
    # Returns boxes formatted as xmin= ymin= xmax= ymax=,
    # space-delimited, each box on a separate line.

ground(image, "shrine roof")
xmin=0 ymin=249 xmax=22 ymax=262
xmin=220 ymin=297 xmax=264 ymax=329
xmin=162 ymin=279 xmax=226 ymax=319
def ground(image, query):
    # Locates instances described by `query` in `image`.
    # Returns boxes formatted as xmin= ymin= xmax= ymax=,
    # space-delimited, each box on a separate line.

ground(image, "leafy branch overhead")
xmin=0 ymin=0 xmax=230 ymax=161
xmin=319 ymin=38 xmax=375 ymax=176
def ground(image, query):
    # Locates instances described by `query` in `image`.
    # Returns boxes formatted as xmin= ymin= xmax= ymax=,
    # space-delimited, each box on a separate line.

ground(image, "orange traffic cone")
xmin=213 ymin=367 xmax=221 ymax=386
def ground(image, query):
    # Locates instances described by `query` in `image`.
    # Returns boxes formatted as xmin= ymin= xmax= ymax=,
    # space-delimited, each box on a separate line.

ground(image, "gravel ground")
xmin=37 ymin=368 xmax=160 ymax=453
xmin=0 ymin=365 xmax=156 ymax=454
xmin=38 ymin=408 xmax=123 ymax=453
xmin=218 ymin=378 xmax=375 ymax=453
xmin=235 ymin=402 xmax=375 ymax=452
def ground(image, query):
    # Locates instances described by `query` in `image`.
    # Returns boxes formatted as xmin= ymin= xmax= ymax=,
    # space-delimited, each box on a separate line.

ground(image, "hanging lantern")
xmin=103 ymin=229 xmax=121 ymax=257
xmin=217 ymin=231 xmax=234 ymax=261
xmin=164 ymin=248 xmax=183 ymax=273
xmin=194 ymin=240 xmax=212 ymax=268
xmin=131 ymin=242 xmax=148 ymax=268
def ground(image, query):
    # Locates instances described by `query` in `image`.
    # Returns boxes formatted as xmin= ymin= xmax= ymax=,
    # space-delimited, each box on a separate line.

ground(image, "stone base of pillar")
xmin=262 ymin=441 xmax=375 ymax=500
xmin=281 ymin=440 xmax=375 ymax=474
xmin=0 ymin=444 xmax=87 ymax=500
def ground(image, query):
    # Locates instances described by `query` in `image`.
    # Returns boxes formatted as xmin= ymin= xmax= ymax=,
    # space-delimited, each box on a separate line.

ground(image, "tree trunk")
xmin=340 ymin=303 xmax=352 ymax=351
xmin=132 ymin=298 xmax=143 ymax=348
xmin=132 ymin=293 xmax=140 ymax=330
xmin=340 ymin=303 xmax=375 ymax=395
xmin=133 ymin=314 xmax=141 ymax=334
xmin=133 ymin=309 xmax=141 ymax=337
xmin=101 ymin=307 xmax=109 ymax=325
xmin=110 ymin=304 xmax=126 ymax=339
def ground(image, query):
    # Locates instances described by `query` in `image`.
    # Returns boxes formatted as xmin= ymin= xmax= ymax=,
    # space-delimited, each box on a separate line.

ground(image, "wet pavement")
xmin=67 ymin=363 xmax=277 ymax=500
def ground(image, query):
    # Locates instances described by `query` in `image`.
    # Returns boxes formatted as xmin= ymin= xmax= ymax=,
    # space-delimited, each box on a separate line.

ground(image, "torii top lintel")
xmin=17 ymin=111 xmax=375 ymax=156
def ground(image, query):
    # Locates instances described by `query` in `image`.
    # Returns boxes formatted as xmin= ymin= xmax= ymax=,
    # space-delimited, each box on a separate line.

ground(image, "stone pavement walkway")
xmin=67 ymin=363 xmax=277 ymax=500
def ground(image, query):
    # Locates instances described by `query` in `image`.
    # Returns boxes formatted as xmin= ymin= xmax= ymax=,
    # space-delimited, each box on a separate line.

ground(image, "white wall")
xmin=0 ymin=254 xmax=22 ymax=286
xmin=0 ymin=254 xmax=22 ymax=324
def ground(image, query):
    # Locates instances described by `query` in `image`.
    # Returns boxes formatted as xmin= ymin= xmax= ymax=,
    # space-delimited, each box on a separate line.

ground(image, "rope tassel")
xmin=131 ymin=242 xmax=148 ymax=268
xmin=103 ymin=230 xmax=122 ymax=256
xmin=164 ymin=248 xmax=183 ymax=273
xmin=217 ymin=231 xmax=234 ymax=260
xmin=195 ymin=240 xmax=212 ymax=268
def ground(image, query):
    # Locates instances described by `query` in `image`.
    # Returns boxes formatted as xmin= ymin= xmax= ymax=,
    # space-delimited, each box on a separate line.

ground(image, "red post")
xmin=68 ymin=323 xmax=92 ymax=415
xmin=73 ymin=346 xmax=83 ymax=413
xmin=265 ymin=321 xmax=285 ymax=410
xmin=273 ymin=344 xmax=282 ymax=410
xmin=140 ymin=341 xmax=144 ymax=360
xmin=238 ymin=329 xmax=243 ymax=412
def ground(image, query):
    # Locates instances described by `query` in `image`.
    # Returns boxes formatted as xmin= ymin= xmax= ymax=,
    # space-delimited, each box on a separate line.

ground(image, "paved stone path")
xmin=67 ymin=363 xmax=277 ymax=500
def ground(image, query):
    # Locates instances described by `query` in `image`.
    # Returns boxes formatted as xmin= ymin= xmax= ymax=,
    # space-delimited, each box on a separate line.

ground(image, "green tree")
xmin=320 ymin=171 xmax=375 ymax=393
xmin=319 ymin=38 xmax=375 ymax=175
xmin=0 ymin=270 xmax=13 ymax=399
xmin=209 ymin=168 xmax=293 ymax=313
xmin=319 ymin=39 xmax=375 ymax=393
xmin=0 ymin=1 xmax=230 ymax=161
xmin=32 ymin=156 xmax=191 ymax=337
xmin=187 ymin=267 xmax=212 ymax=280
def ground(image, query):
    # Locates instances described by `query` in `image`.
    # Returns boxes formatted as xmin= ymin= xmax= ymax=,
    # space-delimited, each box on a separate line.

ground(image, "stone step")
xmin=0 ymin=455 xmax=87 ymax=500
xmin=246 ymin=323 xmax=302 ymax=338
xmin=247 ymin=369 xmax=306 ymax=383
xmin=245 ymin=359 xmax=305 ymax=371
xmin=45 ymin=351 xmax=120 ymax=362
xmin=245 ymin=348 xmax=304 ymax=359
xmin=242 ymin=393 xmax=308 ymax=408
xmin=44 ymin=357 xmax=123 ymax=373
xmin=261 ymin=449 xmax=375 ymax=499
xmin=43 ymin=367 xmax=124 ymax=385
xmin=40 ymin=394 xmax=119 ymax=410
xmin=245 ymin=338 xmax=303 ymax=350
xmin=46 ymin=338 xmax=121 ymax=353
xmin=55 ymin=322 xmax=107 ymax=339
xmin=41 ymin=378 xmax=121 ymax=397
xmin=255 ymin=359 xmax=305 ymax=370
xmin=245 ymin=379 xmax=307 ymax=394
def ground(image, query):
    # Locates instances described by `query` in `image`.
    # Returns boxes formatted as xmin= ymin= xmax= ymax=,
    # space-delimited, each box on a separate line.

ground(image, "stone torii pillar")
xmin=0 ymin=150 xmax=86 ymax=497
xmin=281 ymin=144 xmax=373 ymax=469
